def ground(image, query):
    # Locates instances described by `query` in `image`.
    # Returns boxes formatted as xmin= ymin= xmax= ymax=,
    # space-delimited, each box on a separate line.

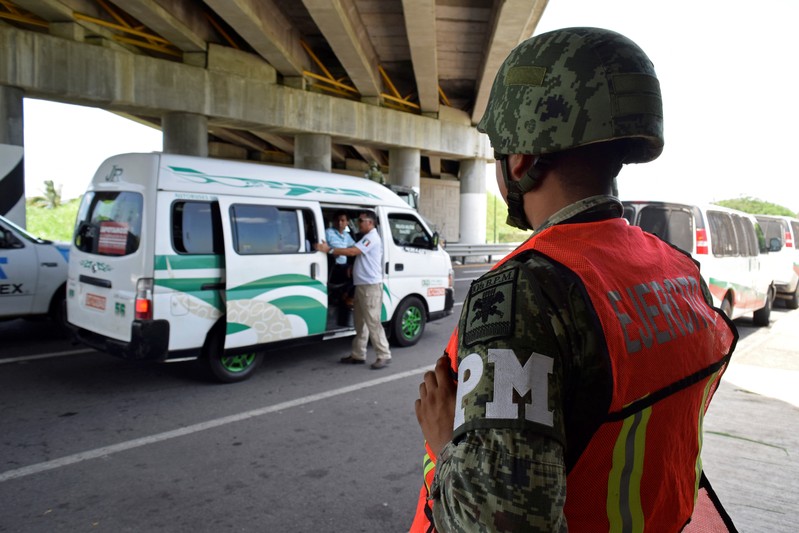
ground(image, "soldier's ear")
xmin=508 ymin=154 xmax=536 ymax=182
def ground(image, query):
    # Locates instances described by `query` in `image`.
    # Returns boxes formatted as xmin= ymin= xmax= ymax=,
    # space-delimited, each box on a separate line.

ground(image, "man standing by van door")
xmin=317 ymin=210 xmax=392 ymax=369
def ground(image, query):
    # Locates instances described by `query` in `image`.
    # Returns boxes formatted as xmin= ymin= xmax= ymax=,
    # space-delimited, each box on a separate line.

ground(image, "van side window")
xmin=388 ymin=213 xmax=432 ymax=249
xmin=708 ymin=212 xmax=737 ymax=257
xmin=791 ymin=222 xmax=799 ymax=244
xmin=230 ymin=204 xmax=313 ymax=255
xmin=172 ymin=201 xmax=223 ymax=254
xmin=735 ymin=216 xmax=758 ymax=256
xmin=74 ymin=191 xmax=143 ymax=256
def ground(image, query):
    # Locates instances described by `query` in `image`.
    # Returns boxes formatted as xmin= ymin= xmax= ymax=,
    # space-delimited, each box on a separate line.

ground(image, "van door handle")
xmin=395 ymin=263 xmax=404 ymax=272
xmin=79 ymin=274 xmax=112 ymax=288
xmin=201 ymin=282 xmax=225 ymax=291
xmin=41 ymin=262 xmax=59 ymax=267
xmin=311 ymin=263 xmax=318 ymax=280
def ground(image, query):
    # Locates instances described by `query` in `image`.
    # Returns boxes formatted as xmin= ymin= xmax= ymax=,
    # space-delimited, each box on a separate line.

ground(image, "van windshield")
xmin=73 ymin=191 xmax=144 ymax=256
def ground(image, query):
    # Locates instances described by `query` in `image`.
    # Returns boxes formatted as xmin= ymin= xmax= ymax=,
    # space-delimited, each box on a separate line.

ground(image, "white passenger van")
xmin=0 ymin=214 xmax=69 ymax=327
xmin=754 ymin=214 xmax=799 ymax=309
xmin=622 ymin=201 xmax=774 ymax=326
xmin=67 ymin=153 xmax=454 ymax=382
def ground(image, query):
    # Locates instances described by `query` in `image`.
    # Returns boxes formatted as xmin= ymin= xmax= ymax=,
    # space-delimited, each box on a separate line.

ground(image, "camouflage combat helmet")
xmin=478 ymin=27 xmax=663 ymax=161
xmin=477 ymin=27 xmax=663 ymax=230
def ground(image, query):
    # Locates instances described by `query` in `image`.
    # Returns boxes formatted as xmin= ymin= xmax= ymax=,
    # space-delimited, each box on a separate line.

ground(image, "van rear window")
xmin=637 ymin=206 xmax=693 ymax=253
xmin=73 ymin=192 xmax=143 ymax=256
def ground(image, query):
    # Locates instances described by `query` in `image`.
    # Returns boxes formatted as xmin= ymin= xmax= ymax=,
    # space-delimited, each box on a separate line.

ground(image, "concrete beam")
xmin=302 ymin=0 xmax=382 ymax=98
xmin=204 ymin=0 xmax=308 ymax=77
xmin=470 ymin=0 xmax=548 ymax=125
xmin=13 ymin=0 xmax=81 ymax=21
xmin=0 ymin=26 xmax=490 ymax=160
xmin=352 ymin=145 xmax=386 ymax=167
xmin=402 ymin=0 xmax=438 ymax=114
xmin=107 ymin=0 xmax=209 ymax=53
xmin=250 ymin=131 xmax=294 ymax=154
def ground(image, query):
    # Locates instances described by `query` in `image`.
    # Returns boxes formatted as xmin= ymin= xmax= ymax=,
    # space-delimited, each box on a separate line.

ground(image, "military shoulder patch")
xmin=463 ymin=267 xmax=517 ymax=347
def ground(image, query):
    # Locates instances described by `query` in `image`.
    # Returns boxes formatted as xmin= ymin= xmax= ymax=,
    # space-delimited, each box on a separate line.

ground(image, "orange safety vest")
xmin=410 ymin=218 xmax=736 ymax=532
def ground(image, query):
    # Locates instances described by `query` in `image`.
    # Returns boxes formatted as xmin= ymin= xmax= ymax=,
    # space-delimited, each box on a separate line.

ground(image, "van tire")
xmin=752 ymin=288 xmax=772 ymax=327
xmin=720 ymin=296 xmax=733 ymax=319
xmin=48 ymin=286 xmax=69 ymax=334
xmin=787 ymin=287 xmax=799 ymax=310
xmin=201 ymin=322 xmax=263 ymax=383
xmin=390 ymin=296 xmax=426 ymax=347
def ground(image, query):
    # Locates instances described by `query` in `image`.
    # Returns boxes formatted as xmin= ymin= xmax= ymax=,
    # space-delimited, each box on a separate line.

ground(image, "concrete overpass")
xmin=0 ymin=0 xmax=548 ymax=242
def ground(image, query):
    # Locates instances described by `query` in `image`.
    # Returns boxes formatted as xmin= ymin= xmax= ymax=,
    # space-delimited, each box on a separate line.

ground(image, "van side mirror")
xmin=769 ymin=237 xmax=783 ymax=252
xmin=431 ymin=232 xmax=440 ymax=249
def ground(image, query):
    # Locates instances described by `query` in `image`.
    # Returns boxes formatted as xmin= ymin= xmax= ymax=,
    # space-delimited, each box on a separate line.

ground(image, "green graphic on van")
xmin=154 ymin=254 xmax=221 ymax=270
xmin=168 ymin=166 xmax=381 ymax=199
xmin=80 ymin=259 xmax=112 ymax=272
xmin=227 ymin=274 xmax=327 ymax=339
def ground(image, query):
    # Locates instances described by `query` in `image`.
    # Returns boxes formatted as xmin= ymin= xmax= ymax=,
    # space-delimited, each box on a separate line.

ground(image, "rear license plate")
xmin=85 ymin=293 xmax=107 ymax=311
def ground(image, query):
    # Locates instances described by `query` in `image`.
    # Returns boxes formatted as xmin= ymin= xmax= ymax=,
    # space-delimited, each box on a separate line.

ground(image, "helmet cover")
xmin=478 ymin=27 xmax=664 ymax=163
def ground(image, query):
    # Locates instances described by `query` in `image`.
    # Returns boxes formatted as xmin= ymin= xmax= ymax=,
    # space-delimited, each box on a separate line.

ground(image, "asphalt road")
xmin=1 ymin=263 xmax=796 ymax=532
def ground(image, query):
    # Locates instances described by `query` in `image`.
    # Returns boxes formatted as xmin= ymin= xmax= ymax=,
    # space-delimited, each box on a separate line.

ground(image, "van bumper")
xmin=428 ymin=288 xmax=455 ymax=321
xmin=73 ymin=319 xmax=170 ymax=361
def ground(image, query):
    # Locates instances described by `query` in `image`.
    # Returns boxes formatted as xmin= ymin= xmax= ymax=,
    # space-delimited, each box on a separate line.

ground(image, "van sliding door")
xmin=217 ymin=197 xmax=328 ymax=350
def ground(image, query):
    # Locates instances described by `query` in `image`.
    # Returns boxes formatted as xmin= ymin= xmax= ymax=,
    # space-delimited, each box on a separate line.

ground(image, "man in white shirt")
xmin=316 ymin=210 xmax=392 ymax=369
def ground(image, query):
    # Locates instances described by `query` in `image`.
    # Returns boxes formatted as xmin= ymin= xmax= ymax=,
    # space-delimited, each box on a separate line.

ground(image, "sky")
xmin=20 ymin=0 xmax=799 ymax=212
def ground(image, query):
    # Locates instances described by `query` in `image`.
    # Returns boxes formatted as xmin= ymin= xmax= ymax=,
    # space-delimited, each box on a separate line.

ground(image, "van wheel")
xmin=48 ymin=287 xmax=69 ymax=335
xmin=720 ymin=296 xmax=733 ymax=319
xmin=752 ymin=288 xmax=772 ymax=327
xmin=201 ymin=324 xmax=263 ymax=383
xmin=787 ymin=286 xmax=799 ymax=310
xmin=391 ymin=296 xmax=426 ymax=347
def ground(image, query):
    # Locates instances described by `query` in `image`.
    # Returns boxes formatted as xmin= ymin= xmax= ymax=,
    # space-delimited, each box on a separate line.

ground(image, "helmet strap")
xmin=501 ymin=156 xmax=549 ymax=230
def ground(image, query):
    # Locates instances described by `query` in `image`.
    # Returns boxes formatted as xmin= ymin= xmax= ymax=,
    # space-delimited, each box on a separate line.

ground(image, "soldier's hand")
xmin=415 ymin=355 xmax=456 ymax=458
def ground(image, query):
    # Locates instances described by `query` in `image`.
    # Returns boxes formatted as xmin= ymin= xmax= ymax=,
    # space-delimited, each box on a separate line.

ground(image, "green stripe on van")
xmin=154 ymin=254 xmax=222 ymax=270
xmin=228 ymin=274 xmax=325 ymax=300
xmin=154 ymin=277 xmax=224 ymax=311
xmin=270 ymin=295 xmax=327 ymax=335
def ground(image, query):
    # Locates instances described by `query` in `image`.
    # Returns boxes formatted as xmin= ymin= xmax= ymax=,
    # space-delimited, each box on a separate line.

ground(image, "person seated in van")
xmin=325 ymin=211 xmax=356 ymax=298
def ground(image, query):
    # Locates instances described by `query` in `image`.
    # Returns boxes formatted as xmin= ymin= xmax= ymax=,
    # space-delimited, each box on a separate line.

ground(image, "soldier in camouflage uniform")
xmin=410 ymin=28 xmax=738 ymax=532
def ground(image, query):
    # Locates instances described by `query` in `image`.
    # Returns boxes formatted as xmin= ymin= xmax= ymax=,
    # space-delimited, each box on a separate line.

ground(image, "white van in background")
xmin=754 ymin=214 xmax=799 ymax=309
xmin=0 ymin=214 xmax=69 ymax=328
xmin=67 ymin=153 xmax=454 ymax=382
xmin=623 ymin=201 xmax=774 ymax=326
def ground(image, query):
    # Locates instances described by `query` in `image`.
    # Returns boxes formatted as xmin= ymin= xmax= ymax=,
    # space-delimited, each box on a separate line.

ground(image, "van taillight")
xmin=135 ymin=278 xmax=154 ymax=320
xmin=448 ymin=269 xmax=454 ymax=288
xmin=696 ymin=228 xmax=709 ymax=255
xmin=785 ymin=231 xmax=794 ymax=248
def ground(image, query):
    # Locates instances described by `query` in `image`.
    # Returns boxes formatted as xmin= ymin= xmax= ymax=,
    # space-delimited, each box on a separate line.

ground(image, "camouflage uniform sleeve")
xmin=429 ymin=257 xmax=574 ymax=532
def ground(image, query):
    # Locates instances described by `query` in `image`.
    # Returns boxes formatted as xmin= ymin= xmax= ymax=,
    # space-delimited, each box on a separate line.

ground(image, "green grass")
xmin=24 ymin=199 xmax=81 ymax=243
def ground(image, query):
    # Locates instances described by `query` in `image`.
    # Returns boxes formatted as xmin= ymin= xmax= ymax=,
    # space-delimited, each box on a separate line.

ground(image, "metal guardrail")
xmin=443 ymin=242 xmax=520 ymax=263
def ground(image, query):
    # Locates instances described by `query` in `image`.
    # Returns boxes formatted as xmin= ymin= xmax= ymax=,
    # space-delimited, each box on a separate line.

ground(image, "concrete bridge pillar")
xmin=458 ymin=159 xmax=486 ymax=244
xmin=162 ymin=112 xmax=208 ymax=157
xmin=0 ymin=86 xmax=25 ymax=225
xmin=388 ymin=148 xmax=420 ymax=190
xmin=294 ymin=134 xmax=332 ymax=172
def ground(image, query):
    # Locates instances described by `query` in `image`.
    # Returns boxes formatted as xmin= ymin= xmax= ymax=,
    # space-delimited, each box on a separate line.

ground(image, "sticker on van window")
xmin=98 ymin=222 xmax=129 ymax=255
